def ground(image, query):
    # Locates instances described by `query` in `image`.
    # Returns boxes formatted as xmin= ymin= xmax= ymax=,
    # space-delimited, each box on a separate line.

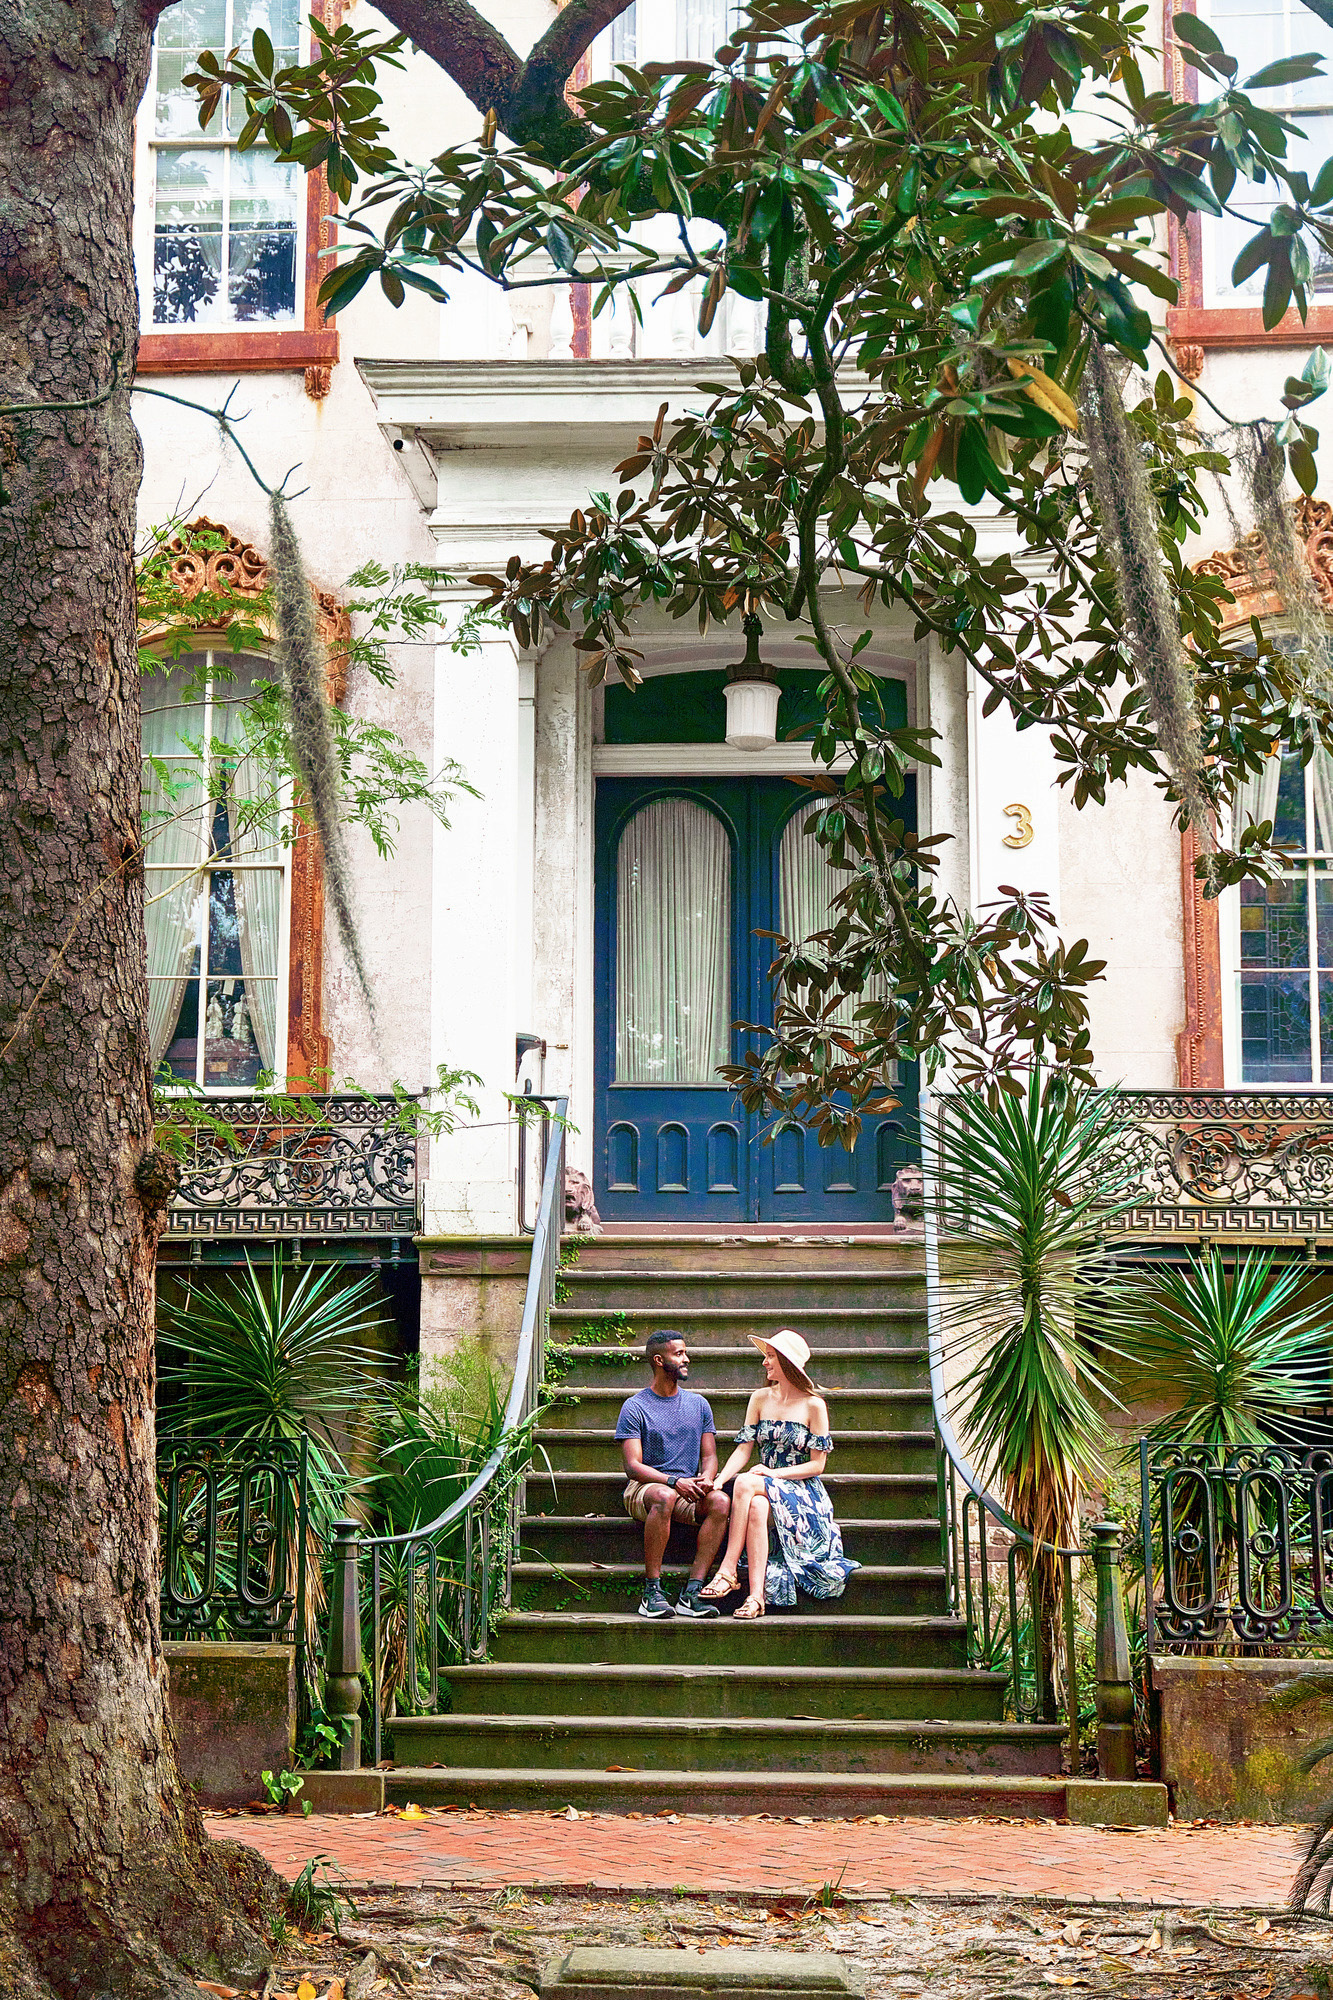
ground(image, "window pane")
xmin=204 ymin=977 xmax=270 ymax=1086
xmin=610 ymin=1 xmax=637 ymax=63
xmin=153 ymin=148 xmax=223 ymax=324
xmin=148 ymin=876 xmax=206 ymax=1075
xmin=1241 ymin=970 xmax=1313 ymax=1079
xmin=155 ymin=0 xmax=227 ymax=136
xmin=1203 ymin=0 xmax=1333 ymax=301
xmin=227 ymin=149 xmax=300 ymax=323
xmin=228 ymin=0 xmax=301 ymax=135
xmin=1240 ymin=873 xmax=1309 ymax=966
xmin=616 ymin=799 xmax=731 ymax=1083
xmin=677 ymin=0 xmax=733 ymax=59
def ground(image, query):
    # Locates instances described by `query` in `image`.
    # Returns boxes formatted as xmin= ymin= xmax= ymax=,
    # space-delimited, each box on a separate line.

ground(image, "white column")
xmin=425 ymin=589 xmax=522 ymax=1234
xmin=515 ymin=654 xmax=537 ymax=1039
xmin=533 ymin=640 xmax=596 ymax=1177
xmin=966 ymin=662 xmax=1062 ymax=926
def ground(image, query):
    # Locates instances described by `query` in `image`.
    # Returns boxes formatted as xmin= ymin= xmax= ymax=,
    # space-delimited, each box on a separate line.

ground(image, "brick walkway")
xmin=207 ymin=1809 xmax=1305 ymax=1908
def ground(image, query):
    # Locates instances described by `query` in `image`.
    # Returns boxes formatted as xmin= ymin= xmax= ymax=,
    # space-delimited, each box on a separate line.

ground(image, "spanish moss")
xmin=268 ymin=491 xmax=374 ymax=1010
xmin=1239 ymin=422 xmax=1333 ymax=701
xmin=1078 ymin=345 xmax=1212 ymax=840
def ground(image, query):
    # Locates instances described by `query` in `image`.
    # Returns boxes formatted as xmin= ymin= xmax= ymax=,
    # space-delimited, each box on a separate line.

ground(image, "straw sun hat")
xmin=749 ymin=1327 xmax=817 ymax=1394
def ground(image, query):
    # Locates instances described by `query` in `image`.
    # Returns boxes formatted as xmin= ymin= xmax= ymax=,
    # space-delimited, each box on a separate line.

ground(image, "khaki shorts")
xmin=623 ymin=1479 xmax=699 ymax=1526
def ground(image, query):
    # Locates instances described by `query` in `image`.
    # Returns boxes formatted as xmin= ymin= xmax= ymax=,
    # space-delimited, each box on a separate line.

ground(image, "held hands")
xmin=676 ymin=1475 xmax=712 ymax=1503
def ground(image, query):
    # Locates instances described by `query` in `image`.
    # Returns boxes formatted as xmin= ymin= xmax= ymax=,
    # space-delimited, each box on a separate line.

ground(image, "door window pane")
xmin=778 ymin=809 xmax=889 ymax=1039
xmin=616 ymin=799 xmax=731 ymax=1083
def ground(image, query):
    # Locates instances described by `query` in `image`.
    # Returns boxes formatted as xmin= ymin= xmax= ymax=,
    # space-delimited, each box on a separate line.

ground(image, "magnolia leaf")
xmin=1007 ymin=360 xmax=1079 ymax=431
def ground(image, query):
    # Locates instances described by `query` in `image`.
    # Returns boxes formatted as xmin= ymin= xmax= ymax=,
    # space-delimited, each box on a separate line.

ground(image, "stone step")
xmin=380 ymin=1766 xmax=1068 ymax=1820
xmin=556 ymin=1273 xmax=927 ymax=1313
xmin=523 ymin=1468 xmax=940 ymax=1517
xmin=387 ymin=1711 xmax=1065 ymax=1777
xmin=528 ymin=1433 xmax=938 ymax=1478
xmin=439 ymin=1660 xmax=1008 ymax=1723
xmin=511 ymin=1564 xmax=949 ymax=1619
xmin=489 ymin=1611 xmax=968 ymax=1670
xmin=568 ymin=1239 xmax=926 ymax=1276
xmin=538 ymin=1388 xmax=931 ymax=1436
xmin=519 ymin=1515 xmax=943 ymax=1568
xmin=549 ymin=1346 xmax=929 ymax=1393
xmin=549 ymin=1307 xmax=926 ymax=1350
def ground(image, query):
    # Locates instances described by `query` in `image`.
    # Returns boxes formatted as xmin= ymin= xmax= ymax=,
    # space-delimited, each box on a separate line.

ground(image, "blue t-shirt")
xmin=614 ymin=1384 xmax=716 ymax=1479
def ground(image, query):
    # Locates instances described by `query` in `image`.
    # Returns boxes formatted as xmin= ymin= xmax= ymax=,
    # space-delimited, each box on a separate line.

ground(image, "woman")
xmin=700 ymin=1328 xmax=859 ymax=1619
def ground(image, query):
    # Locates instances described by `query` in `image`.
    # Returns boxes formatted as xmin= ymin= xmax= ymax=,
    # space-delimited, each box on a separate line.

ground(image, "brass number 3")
xmin=1001 ymin=803 xmax=1034 ymax=849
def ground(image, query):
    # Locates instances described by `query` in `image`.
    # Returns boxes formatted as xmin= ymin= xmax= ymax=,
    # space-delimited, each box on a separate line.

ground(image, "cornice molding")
xmin=1194 ymin=497 xmax=1333 ymax=629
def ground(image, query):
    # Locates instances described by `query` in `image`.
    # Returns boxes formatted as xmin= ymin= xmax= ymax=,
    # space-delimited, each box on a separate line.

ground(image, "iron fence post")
xmin=326 ymin=1517 xmax=364 ymax=1771
xmin=1091 ymin=1519 xmax=1136 ymax=1783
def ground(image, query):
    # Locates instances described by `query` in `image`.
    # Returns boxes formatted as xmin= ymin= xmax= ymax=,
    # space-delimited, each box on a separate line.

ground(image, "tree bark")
xmin=0 ymin=7 xmax=280 ymax=1993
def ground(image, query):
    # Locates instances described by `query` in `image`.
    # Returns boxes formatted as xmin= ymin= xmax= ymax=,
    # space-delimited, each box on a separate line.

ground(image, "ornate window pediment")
xmin=1193 ymin=497 xmax=1333 ymax=630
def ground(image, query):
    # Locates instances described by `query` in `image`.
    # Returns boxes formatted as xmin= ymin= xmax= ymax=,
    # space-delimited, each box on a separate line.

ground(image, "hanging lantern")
xmin=723 ymin=613 xmax=779 ymax=750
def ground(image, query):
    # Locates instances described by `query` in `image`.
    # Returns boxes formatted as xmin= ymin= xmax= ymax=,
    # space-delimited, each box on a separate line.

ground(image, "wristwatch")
xmin=665 ymin=1473 xmax=679 ymax=1488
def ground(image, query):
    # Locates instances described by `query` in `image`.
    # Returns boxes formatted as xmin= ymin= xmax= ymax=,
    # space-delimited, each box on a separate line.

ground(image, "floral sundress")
xmin=734 ymin=1416 xmax=860 ymax=1609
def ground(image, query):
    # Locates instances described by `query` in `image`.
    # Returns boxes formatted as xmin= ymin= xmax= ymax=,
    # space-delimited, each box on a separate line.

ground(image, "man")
xmin=615 ymin=1330 xmax=731 ymax=1619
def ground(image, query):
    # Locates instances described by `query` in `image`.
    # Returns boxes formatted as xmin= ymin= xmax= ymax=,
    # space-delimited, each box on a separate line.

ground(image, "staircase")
xmin=388 ymin=1236 xmax=1069 ymax=1816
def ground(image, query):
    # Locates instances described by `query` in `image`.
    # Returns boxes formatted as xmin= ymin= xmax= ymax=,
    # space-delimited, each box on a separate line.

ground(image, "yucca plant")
xmin=1129 ymin=1247 xmax=1327 ymax=1457
xmin=361 ymin=1356 xmax=531 ymax=1719
xmin=158 ymin=1252 xmax=394 ymax=1663
xmin=932 ymin=1077 xmax=1139 ymax=1697
xmin=1274 ymin=1671 xmax=1333 ymax=1914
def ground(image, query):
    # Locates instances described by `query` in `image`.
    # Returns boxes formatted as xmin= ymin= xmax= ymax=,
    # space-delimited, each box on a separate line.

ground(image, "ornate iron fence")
xmin=159 ymin=1435 xmax=310 ymax=1693
xmin=160 ymin=1094 xmax=422 ymax=1238
xmin=1110 ymin=1091 xmax=1333 ymax=1237
xmin=322 ymin=1098 xmax=568 ymax=1769
xmin=1141 ymin=1440 xmax=1333 ymax=1652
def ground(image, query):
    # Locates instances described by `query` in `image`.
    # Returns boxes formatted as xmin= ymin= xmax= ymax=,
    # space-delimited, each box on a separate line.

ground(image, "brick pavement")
xmin=207 ymin=1808 xmax=1305 ymax=1908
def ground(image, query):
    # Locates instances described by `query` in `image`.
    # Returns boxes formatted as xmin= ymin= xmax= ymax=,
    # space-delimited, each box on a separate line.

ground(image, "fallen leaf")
xmin=321 ymin=1984 xmax=346 ymax=2000
xmin=196 ymin=1985 xmax=241 ymax=1998
xmin=1062 ymin=1921 xmax=1084 ymax=1946
xmin=1147 ymin=1926 xmax=1162 ymax=1951
xmin=563 ymin=1806 xmax=584 ymax=1820
xmin=605 ymin=1765 xmax=638 ymax=1773
xmin=401 ymin=1802 xmax=426 ymax=1821
xmin=298 ymin=1983 xmax=317 ymax=2000
xmin=1255 ymin=1916 xmax=1272 ymax=1936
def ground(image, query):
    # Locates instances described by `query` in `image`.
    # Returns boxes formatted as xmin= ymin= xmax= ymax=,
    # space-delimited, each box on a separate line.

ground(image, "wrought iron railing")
xmin=1142 ymin=1439 xmax=1333 ymax=1653
xmin=1110 ymin=1090 xmax=1333 ymax=1237
xmin=159 ymin=1434 xmax=310 ymax=1697
xmin=323 ymin=1099 xmax=568 ymax=1768
xmin=921 ymin=1090 xmax=1137 ymax=1780
xmin=159 ymin=1093 xmax=422 ymax=1238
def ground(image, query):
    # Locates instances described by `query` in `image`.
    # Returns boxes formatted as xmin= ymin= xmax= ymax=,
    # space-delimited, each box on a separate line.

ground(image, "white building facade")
xmin=133 ymin=0 xmax=1333 ymax=1316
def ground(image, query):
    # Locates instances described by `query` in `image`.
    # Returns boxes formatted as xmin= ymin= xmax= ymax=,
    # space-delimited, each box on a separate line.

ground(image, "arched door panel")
xmin=594 ymin=776 xmax=917 ymax=1223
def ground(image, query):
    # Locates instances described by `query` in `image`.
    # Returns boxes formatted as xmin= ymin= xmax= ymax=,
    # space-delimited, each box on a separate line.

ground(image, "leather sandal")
xmin=699 ymin=1569 xmax=739 ymax=1600
xmin=733 ymin=1594 xmax=765 ymax=1619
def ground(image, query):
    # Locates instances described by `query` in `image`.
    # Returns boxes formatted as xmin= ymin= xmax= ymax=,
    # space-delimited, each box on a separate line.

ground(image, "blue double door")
xmin=594 ymin=776 xmax=917 ymax=1224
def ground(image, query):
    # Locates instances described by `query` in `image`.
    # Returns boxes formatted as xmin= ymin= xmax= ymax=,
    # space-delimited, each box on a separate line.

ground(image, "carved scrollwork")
xmin=1109 ymin=1090 xmax=1333 ymax=1234
xmin=163 ymin=1093 xmax=419 ymax=1238
xmin=153 ymin=515 xmax=352 ymax=701
xmin=1194 ymin=498 xmax=1333 ymax=629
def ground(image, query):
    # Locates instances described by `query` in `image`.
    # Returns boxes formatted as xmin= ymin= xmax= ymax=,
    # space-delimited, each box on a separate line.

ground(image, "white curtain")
xmin=142 ymin=672 xmax=209 ymax=1067
xmin=1237 ymin=753 xmax=1286 ymax=845
xmin=616 ymin=799 xmax=730 ymax=1083
xmin=779 ymin=810 xmax=887 ymax=1033
xmin=219 ymin=664 xmax=284 ymax=1074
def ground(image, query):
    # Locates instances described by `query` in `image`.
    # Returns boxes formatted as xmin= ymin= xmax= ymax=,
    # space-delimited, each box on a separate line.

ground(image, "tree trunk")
xmin=0 ymin=8 xmax=280 ymax=1993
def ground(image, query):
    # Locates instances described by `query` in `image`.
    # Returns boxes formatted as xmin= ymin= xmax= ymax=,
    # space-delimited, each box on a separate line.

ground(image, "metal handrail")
xmin=920 ymin=1087 xmax=1083 ymax=1759
xmin=330 ymin=1098 xmax=568 ymax=1766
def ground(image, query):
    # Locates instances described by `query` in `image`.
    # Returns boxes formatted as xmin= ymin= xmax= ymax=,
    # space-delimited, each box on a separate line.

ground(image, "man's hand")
xmin=675 ymin=1476 xmax=710 ymax=1503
